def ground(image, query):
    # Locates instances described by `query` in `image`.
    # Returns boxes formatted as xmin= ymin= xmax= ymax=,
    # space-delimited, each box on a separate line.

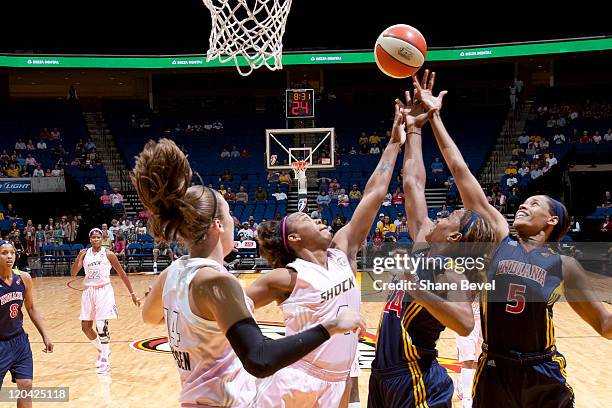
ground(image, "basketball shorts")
xmin=368 ymin=359 xmax=453 ymax=408
xmin=80 ymin=284 xmax=118 ymax=321
xmin=456 ymin=315 xmax=483 ymax=362
xmin=254 ymin=361 xmax=349 ymax=408
xmin=0 ymin=331 xmax=33 ymax=387
xmin=350 ymin=349 xmax=361 ymax=378
xmin=473 ymin=349 xmax=574 ymax=408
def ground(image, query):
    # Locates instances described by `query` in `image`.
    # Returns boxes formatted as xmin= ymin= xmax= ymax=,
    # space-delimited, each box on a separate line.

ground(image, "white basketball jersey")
xmin=283 ymin=248 xmax=361 ymax=376
xmin=83 ymin=247 xmax=112 ymax=287
xmin=162 ymin=256 xmax=256 ymax=407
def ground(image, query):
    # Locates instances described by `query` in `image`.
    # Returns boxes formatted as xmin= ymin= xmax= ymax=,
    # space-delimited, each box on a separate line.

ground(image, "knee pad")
xmin=96 ymin=320 xmax=109 ymax=341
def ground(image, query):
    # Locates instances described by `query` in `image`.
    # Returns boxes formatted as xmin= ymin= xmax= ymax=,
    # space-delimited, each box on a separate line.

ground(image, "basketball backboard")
xmin=265 ymin=128 xmax=335 ymax=170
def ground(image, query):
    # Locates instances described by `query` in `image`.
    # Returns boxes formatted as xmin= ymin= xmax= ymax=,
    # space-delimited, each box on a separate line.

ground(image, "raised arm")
xmin=399 ymin=89 xmax=435 ymax=242
xmin=413 ymin=71 xmax=509 ymax=241
xmin=332 ymin=103 xmax=434 ymax=258
xmin=70 ymin=249 xmax=86 ymax=276
xmin=562 ymin=256 xmax=612 ymax=339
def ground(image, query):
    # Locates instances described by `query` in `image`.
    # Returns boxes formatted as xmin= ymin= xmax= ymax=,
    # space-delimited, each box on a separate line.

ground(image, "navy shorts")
xmin=0 ymin=331 xmax=33 ymax=388
xmin=368 ymin=359 xmax=453 ymax=408
xmin=473 ymin=350 xmax=574 ymax=408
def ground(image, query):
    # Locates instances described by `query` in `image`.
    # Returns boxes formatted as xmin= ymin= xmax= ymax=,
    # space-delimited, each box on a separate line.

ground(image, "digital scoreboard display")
xmin=286 ymin=89 xmax=315 ymax=118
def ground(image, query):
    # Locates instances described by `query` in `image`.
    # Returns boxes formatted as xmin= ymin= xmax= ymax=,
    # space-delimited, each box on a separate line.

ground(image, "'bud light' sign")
xmin=0 ymin=178 xmax=32 ymax=193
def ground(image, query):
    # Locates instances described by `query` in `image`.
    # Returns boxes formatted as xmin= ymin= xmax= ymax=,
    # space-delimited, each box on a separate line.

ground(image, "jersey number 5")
xmin=506 ymin=283 xmax=526 ymax=314
xmin=9 ymin=303 xmax=19 ymax=319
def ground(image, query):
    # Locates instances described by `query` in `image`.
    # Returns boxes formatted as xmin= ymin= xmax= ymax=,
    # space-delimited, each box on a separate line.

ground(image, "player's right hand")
xmin=324 ymin=310 xmax=367 ymax=337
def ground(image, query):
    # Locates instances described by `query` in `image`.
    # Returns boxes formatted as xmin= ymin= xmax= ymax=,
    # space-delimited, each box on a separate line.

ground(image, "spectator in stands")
xmin=553 ymin=132 xmax=566 ymax=144
xmin=316 ymin=190 xmax=331 ymax=207
xmin=331 ymin=217 xmax=345 ymax=235
xmin=278 ymin=171 xmax=291 ymax=186
xmin=224 ymin=187 xmax=236 ymax=203
xmin=579 ymin=131 xmax=591 ymax=144
xmin=230 ymin=146 xmax=240 ymax=158
xmin=32 ymin=164 xmax=44 ymax=177
xmin=328 ymin=178 xmax=340 ymax=191
xmin=431 ymin=157 xmax=445 ymax=186
xmin=272 ymin=186 xmax=287 ymax=201
xmin=0 ymin=150 xmax=9 ymax=162
xmin=310 ymin=206 xmax=322 ymax=220
xmin=348 ymin=146 xmax=357 ymax=155
xmin=247 ymin=216 xmax=258 ymax=232
xmin=329 ymin=186 xmax=340 ymax=202
xmin=592 ymin=131 xmax=603 ymax=144
xmin=506 ymin=173 xmax=518 ymax=188
xmin=600 ymin=191 xmax=612 ymax=208
xmin=504 ymin=165 xmax=517 ymax=176
xmin=518 ymin=162 xmax=530 ymax=177
xmin=391 ymin=187 xmax=404 ymax=205
xmin=369 ymin=143 xmax=381 ymax=155
xmin=518 ymin=133 xmax=530 ymax=145
xmin=236 ymin=186 xmax=248 ymax=203
xmin=220 ymin=148 xmax=230 ymax=158
xmin=49 ymin=165 xmax=61 ymax=177
xmin=604 ymin=129 xmax=612 ymax=142
xmin=509 ymin=83 xmax=517 ymax=111
xmin=369 ymin=132 xmax=381 ymax=146
xmin=11 ymin=232 xmax=29 ymax=271
xmin=338 ymin=189 xmax=350 ymax=207
xmin=50 ymin=128 xmax=61 ymax=141
xmin=507 ymin=187 xmax=520 ymax=214
xmin=40 ymin=128 xmax=51 ymax=140
xmin=6 ymin=164 xmax=19 ymax=178
xmin=525 ymin=142 xmax=537 ymax=156
xmin=221 ymin=169 xmax=233 ymax=182
xmin=349 ymin=184 xmax=362 ymax=201
xmin=26 ymin=140 xmax=35 ymax=151
xmin=83 ymin=178 xmax=96 ymax=192
xmin=569 ymin=216 xmax=581 ymax=239
xmin=254 ymin=186 xmax=268 ymax=202
xmin=35 ymin=224 xmax=45 ymax=256
xmin=545 ymin=153 xmax=558 ymax=169
xmin=15 ymin=139 xmax=26 ymax=152
xmin=378 ymin=215 xmax=396 ymax=237
xmin=540 ymin=138 xmax=550 ymax=150
xmin=530 ymin=164 xmax=543 ymax=180
xmin=25 ymin=154 xmax=36 ymax=167
xmin=101 ymin=223 xmax=114 ymax=242
xmin=358 ymin=132 xmax=369 ymax=147
xmin=110 ymin=188 xmax=124 ymax=206
xmin=382 ymin=192 xmax=392 ymax=207
xmin=240 ymin=149 xmax=249 ymax=158
xmin=100 ymin=230 xmax=113 ymax=250
xmin=556 ymin=115 xmax=566 ymax=128
xmin=114 ymin=234 xmax=127 ymax=265
xmin=396 ymin=216 xmax=409 ymax=235
xmin=495 ymin=192 xmax=507 ymax=213
xmin=359 ymin=143 xmax=369 ymax=155
xmin=438 ymin=204 xmax=450 ymax=219
xmin=599 ymin=215 xmax=612 ymax=239
xmin=23 ymin=220 xmax=35 ymax=256
xmin=0 ymin=168 xmax=7 ymax=178
xmin=53 ymin=222 xmax=64 ymax=246
xmin=371 ymin=229 xmax=384 ymax=249
xmin=267 ymin=171 xmax=280 ymax=184
xmin=237 ymin=222 xmax=255 ymax=241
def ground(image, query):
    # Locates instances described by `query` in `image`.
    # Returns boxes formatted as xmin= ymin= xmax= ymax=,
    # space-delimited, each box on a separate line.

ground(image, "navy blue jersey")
xmin=372 ymin=254 xmax=446 ymax=370
xmin=482 ymin=236 xmax=563 ymax=353
xmin=0 ymin=270 xmax=26 ymax=340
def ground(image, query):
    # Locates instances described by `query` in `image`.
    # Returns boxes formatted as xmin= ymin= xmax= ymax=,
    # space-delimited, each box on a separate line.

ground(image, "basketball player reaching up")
xmin=413 ymin=70 xmax=612 ymax=408
xmin=245 ymin=102 xmax=435 ymax=408
xmin=368 ymin=75 xmax=497 ymax=408
xmin=1 ymin=240 xmax=53 ymax=408
xmin=135 ymin=139 xmax=366 ymax=408
xmin=70 ymin=228 xmax=141 ymax=375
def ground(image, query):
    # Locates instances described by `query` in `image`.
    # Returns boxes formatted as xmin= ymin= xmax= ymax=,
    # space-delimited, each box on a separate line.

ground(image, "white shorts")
xmin=456 ymin=316 xmax=482 ymax=362
xmin=80 ymin=284 xmax=118 ymax=321
xmin=254 ymin=362 xmax=348 ymax=408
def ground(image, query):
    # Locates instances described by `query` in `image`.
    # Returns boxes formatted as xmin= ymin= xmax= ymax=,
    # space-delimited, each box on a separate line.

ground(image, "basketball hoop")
xmin=202 ymin=0 xmax=293 ymax=76
xmin=291 ymin=161 xmax=309 ymax=212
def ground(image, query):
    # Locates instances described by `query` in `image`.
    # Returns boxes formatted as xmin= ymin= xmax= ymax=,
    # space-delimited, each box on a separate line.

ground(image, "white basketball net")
xmin=291 ymin=161 xmax=309 ymax=195
xmin=202 ymin=0 xmax=293 ymax=76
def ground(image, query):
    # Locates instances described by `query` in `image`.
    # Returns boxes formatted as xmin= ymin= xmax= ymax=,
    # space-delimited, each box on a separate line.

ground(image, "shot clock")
xmin=285 ymin=89 xmax=315 ymax=119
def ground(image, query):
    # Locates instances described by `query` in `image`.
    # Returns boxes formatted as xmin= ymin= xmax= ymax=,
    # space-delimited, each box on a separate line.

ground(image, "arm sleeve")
xmin=225 ymin=317 xmax=330 ymax=378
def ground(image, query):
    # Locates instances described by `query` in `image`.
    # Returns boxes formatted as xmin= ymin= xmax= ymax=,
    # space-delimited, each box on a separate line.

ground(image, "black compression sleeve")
xmin=225 ymin=317 xmax=331 ymax=378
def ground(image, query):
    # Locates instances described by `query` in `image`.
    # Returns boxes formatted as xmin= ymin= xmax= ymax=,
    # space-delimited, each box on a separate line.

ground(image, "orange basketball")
xmin=374 ymin=24 xmax=427 ymax=78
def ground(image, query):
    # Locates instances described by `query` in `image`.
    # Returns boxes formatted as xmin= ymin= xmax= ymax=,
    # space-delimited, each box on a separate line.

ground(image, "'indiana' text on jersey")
xmin=372 ymin=262 xmax=445 ymax=369
xmin=320 ymin=276 xmax=356 ymax=303
xmin=483 ymin=236 xmax=563 ymax=353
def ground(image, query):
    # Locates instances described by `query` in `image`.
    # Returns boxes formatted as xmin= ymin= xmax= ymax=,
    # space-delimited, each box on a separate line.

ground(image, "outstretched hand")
xmin=395 ymin=86 xmax=437 ymax=130
xmin=390 ymin=102 xmax=407 ymax=145
xmin=412 ymin=69 xmax=448 ymax=113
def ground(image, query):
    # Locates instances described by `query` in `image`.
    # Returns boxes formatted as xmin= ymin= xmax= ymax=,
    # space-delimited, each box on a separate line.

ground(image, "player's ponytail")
xmin=257 ymin=218 xmax=295 ymax=268
xmin=131 ymin=138 xmax=221 ymax=244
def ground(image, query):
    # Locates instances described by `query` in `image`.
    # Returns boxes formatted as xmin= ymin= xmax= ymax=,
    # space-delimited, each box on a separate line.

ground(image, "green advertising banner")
xmin=1 ymin=38 xmax=610 ymax=69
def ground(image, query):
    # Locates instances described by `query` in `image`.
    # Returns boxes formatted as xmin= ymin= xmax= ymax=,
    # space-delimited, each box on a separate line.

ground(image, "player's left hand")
xmin=395 ymin=89 xmax=436 ymax=130
xmin=390 ymin=102 xmax=407 ymax=145
xmin=42 ymin=337 xmax=54 ymax=353
xmin=132 ymin=293 xmax=142 ymax=307
xmin=412 ymin=69 xmax=447 ymax=113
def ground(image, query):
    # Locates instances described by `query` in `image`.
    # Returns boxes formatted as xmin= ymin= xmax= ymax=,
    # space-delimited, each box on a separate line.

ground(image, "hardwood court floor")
xmin=15 ymin=274 xmax=612 ymax=408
